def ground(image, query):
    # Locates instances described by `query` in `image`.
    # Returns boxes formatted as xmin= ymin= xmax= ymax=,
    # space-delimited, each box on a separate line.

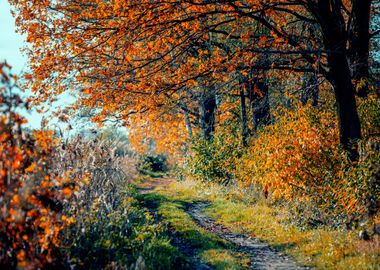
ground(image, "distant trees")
xmin=9 ymin=0 xmax=378 ymax=158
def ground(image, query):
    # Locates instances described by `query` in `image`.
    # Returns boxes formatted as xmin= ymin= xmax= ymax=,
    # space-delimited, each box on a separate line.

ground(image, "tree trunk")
xmin=181 ymin=98 xmax=193 ymax=139
xmin=248 ymin=79 xmax=270 ymax=132
xmin=314 ymin=0 xmax=362 ymax=160
xmin=329 ymin=54 xmax=362 ymax=161
xmin=199 ymin=91 xmax=216 ymax=140
xmin=348 ymin=0 xmax=372 ymax=97
xmin=239 ymin=80 xmax=248 ymax=147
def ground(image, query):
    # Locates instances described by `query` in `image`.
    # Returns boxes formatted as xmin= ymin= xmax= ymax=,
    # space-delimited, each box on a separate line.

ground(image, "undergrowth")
xmin=55 ymin=135 xmax=186 ymax=269
xmin=63 ymin=185 xmax=185 ymax=270
xmin=185 ymin=95 xmax=380 ymax=229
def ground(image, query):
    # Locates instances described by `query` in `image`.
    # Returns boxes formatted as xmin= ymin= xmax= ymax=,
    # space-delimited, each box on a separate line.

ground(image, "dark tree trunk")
xmin=199 ymin=91 xmax=216 ymax=140
xmin=315 ymin=0 xmax=362 ymax=160
xmin=329 ymin=54 xmax=362 ymax=161
xmin=239 ymin=80 xmax=248 ymax=147
xmin=248 ymin=79 xmax=270 ymax=132
xmin=348 ymin=0 xmax=372 ymax=97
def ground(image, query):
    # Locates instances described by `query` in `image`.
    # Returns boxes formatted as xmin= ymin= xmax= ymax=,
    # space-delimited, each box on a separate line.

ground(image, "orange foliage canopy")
xmin=9 ymin=0 xmax=372 ymax=155
xmin=8 ymin=1 xmax=323 ymax=145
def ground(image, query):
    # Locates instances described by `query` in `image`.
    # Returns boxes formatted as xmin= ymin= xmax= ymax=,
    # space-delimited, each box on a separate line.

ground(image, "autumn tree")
xmin=9 ymin=0 xmax=378 ymax=158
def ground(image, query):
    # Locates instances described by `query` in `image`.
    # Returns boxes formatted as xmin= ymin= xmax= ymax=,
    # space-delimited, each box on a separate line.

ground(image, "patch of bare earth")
xmin=137 ymin=177 xmax=174 ymax=194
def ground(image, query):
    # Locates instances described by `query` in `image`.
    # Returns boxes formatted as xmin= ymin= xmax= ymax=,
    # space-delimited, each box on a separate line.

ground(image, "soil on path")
xmin=138 ymin=177 xmax=212 ymax=270
xmin=137 ymin=176 xmax=173 ymax=194
xmin=187 ymin=201 xmax=309 ymax=270
xmin=138 ymin=177 xmax=309 ymax=270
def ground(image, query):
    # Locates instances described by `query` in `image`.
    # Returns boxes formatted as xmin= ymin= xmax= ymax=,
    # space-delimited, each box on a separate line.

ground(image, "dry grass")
xmin=54 ymin=134 xmax=138 ymax=214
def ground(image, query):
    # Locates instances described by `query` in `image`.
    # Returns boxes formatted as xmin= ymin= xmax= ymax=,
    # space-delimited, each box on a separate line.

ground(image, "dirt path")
xmin=168 ymin=229 xmax=213 ymax=270
xmin=138 ymin=178 xmax=309 ymax=269
xmin=137 ymin=176 xmax=173 ymax=194
xmin=187 ymin=201 xmax=309 ymax=270
xmin=137 ymin=178 xmax=212 ymax=270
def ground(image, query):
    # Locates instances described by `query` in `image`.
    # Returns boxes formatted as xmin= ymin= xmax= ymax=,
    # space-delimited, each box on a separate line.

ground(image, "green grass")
xmin=149 ymin=178 xmax=380 ymax=270
xmin=139 ymin=192 xmax=249 ymax=269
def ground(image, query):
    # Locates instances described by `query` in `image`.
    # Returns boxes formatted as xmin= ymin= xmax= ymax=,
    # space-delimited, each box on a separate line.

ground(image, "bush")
xmin=0 ymin=63 xmax=72 ymax=269
xmin=63 ymin=185 xmax=183 ymax=269
xmin=182 ymin=94 xmax=379 ymax=228
xmin=138 ymin=154 xmax=168 ymax=175
xmin=236 ymin=99 xmax=379 ymax=227
xmin=237 ymin=103 xmax=342 ymax=199
xmin=185 ymin=134 xmax=242 ymax=184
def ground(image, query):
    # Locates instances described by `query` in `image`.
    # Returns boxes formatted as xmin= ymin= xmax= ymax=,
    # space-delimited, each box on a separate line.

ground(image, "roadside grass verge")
xmin=64 ymin=184 xmax=188 ymax=270
xmin=151 ymin=178 xmax=380 ymax=270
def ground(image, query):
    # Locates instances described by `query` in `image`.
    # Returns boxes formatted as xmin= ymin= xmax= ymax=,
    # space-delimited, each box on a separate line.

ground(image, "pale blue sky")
xmin=1 ymin=0 xmax=43 ymax=128
xmin=0 ymin=0 xmax=26 ymax=73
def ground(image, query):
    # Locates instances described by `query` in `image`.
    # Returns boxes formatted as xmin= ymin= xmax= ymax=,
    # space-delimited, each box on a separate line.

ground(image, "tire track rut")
xmin=186 ymin=201 xmax=310 ymax=270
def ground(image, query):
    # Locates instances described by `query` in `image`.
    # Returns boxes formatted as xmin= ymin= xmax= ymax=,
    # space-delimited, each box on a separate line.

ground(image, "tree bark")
xmin=301 ymin=71 xmax=319 ymax=106
xmin=315 ymin=0 xmax=362 ymax=160
xmin=199 ymin=90 xmax=216 ymax=140
xmin=248 ymin=78 xmax=270 ymax=132
xmin=181 ymin=98 xmax=193 ymax=139
xmin=329 ymin=54 xmax=362 ymax=161
xmin=348 ymin=0 xmax=372 ymax=97
xmin=239 ymin=80 xmax=249 ymax=147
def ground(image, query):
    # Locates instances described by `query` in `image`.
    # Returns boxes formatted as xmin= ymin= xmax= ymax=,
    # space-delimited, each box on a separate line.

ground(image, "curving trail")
xmin=186 ymin=201 xmax=310 ymax=270
xmin=138 ymin=178 xmax=309 ymax=269
xmin=138 ymin=178 xmax=212 ymax=270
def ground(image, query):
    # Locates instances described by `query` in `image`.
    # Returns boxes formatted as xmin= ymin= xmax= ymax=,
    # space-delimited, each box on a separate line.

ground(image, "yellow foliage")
xmin=237 ymin=104 xmax=341 ymax=200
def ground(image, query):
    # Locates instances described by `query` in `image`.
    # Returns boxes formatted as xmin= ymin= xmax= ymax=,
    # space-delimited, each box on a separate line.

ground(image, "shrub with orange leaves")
xmin=184 ymin=86 xmax=378 ymax=227
xmin=0 ymin=63 xmax=72 ymax=269
xmin=236 ymin=98 xmax=379 ymax=226
xmin=237 ymin=103 xmax=341 ymax=199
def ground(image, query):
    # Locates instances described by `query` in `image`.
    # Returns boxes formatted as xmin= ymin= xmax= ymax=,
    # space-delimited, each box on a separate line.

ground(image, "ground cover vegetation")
xmin=150 ymin=178 xmax=379 ymax=269
xmin=1 ymin=0 xmax=380 ymax=269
